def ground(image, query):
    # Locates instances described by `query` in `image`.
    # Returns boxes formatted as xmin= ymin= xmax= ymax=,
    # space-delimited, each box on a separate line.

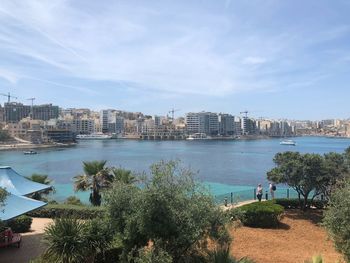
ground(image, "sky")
xmin=0 ymin=0 xmax=349 ymax=120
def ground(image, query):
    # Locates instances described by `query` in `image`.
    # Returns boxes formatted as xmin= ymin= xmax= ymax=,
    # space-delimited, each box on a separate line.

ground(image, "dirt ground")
xmin=230 ymin=209 xmax=344 ymax=263
xmin=0 ymin=218 xmax=52 ymax=263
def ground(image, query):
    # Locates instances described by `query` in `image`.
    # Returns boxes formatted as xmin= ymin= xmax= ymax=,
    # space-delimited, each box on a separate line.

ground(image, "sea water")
xmin=0 ymin=136 xmax=349 ymax=203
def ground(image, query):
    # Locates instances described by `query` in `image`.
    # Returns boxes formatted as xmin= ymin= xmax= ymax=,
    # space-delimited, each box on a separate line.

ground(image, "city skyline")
xmin=0 ymin=1 xmax=350 ymax=119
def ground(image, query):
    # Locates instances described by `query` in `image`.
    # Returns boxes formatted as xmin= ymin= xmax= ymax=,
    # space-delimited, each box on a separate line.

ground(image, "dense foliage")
xmin=104 ymin=160 xmax=230 ymax=262
xmin=237 ymin=201 xmax=284 ymax=228
xmin=0 ymin=130 xmax=11 ymax=141
xmin=0 ymin=187 xmax=7 ymax=210
xmin=6 ymin=215 xmax=33 ymax=233
xmin=274 ymin=198 xmax=327 ymax=209
xmin=26 ymin=204 xmax=105 ymax=219
xmin=64 ymin=196 xmax=83 ymax=206
xmin=323 ymin=177 xmax=350 ymax=262
xmin=267 ymin=150 xmax=348 ymax=210
xmin=43 ymin=218 xmax=113 ymax=263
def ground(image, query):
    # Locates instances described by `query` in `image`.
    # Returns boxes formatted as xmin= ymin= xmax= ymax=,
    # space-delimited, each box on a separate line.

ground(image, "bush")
xmin=94 ymin=247 xmax=123 ymax=263
xmin=238 ymin=201 xmax=284 ymax=228
xmin=6 ymin=215 xmax=33 ymax=233
xmin=274 ymin=199 xmax=327 ymax=209
xmin=64 ymin=196 xmax=83 ymax=206
xmin=323 ymin=178 xmax=350 ymax=262
xmin=26 ymin=204 xmax=105 ymax=219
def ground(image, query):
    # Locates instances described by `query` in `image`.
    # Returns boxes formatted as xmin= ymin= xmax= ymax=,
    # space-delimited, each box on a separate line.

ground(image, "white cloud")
xmin=0 ymin=68 xmax=19 ymax=84
xmin=242 ymin=56 xmax=267 ymax=65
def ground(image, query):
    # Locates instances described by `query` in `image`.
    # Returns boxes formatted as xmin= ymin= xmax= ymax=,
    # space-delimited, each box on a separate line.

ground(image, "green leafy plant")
xmin=6 ymin=215 xmax=33 ymax=233
xmin=238 ymin=201 xmax=284 ymax=228
xmin=64 ymin=196 xmax=83 ymax=206
xmin=26 ymin=204 xmax=105 ymax=219
xmin=323 ymin=177 xmax=350 ymax=262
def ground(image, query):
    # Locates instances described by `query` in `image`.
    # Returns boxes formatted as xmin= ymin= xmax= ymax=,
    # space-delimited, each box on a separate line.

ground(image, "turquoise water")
xmin=0 ymin=136 xmax=349 ymax=202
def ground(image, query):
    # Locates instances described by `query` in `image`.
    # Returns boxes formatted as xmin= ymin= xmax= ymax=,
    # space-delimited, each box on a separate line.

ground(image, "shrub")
xmin=238 ymin=201 xmax=284 ymax=228
xmin=26 ymin=204 xmax=105 ymax=219
xmin=94 ymin=247 xmax=123 ymax=263
xmin=6 ymin=215 xmax=33 ymax=233
xmin=64 ymin=196 xmax=83 ymax=206
xmin=274 ymin=198 xmax=327 ymax=209
xmin=323 ymin=178 xmax=350 ymax=262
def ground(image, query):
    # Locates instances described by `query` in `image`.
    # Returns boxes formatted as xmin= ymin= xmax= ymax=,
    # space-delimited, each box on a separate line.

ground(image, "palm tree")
xmin=111 ymin=167 xmax=137 ymax=184
xmin=26 ymin=173 xmax=54 ymax=200
xmin=74 ymin=161 xmax=112 ymax=206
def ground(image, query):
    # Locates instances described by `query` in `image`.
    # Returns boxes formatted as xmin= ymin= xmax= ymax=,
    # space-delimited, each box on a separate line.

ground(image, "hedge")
xmin=6 ymin=215 xmax=33 ymax=233
xmin=274 ymin=198 xmax=327 ymax=209
xmin=238 ymin=201 xmax=284 ymax=228
xmin=26 ymin=204 xmax=106 ymax=219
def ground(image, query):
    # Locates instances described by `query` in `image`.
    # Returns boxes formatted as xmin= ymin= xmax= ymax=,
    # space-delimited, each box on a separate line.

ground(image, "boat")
xmin=23 ymin=150 xmax=37 ymax=155
xmin=76 ymin=133 xmax=112 ymax=140
xmin=280 ymin=139 xmax=296 ymax=146
xmin=186 ymin=133 xmax=211 ymax=140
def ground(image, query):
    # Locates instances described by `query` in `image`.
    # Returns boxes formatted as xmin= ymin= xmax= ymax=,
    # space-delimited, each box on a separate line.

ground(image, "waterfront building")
xmin=218 ymin=113 xmax=235 ymax=136
xmin=241 ymin=116 xmax=256 ymax=135
xmin=186 ymin=112 xmax=219 ymax=136
xmin=4 ymin=102 xmax=31 ymax=123
xmin=32 ymin=104 xmax=59 ymax=121
xmin=73 ymin=118 xmax=95 ymax=134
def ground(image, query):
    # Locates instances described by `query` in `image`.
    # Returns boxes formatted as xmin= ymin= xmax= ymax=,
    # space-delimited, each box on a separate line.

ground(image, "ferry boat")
xmin=186 ymin=133 xmax=211 ymax=140
xmin=76 ymin=133 xmax=112 ymax=140
xmin=280 ymin=139 xmax=296 ymax=146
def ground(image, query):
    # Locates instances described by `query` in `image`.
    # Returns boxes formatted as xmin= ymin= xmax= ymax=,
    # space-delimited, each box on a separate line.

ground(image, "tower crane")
xmin=240 ymin=110 xmax=249 ymax=118
xmin=168 ymin=108 xmax=180 ymax=121
xmin=0 ymin=92 xmax=17 ymax=103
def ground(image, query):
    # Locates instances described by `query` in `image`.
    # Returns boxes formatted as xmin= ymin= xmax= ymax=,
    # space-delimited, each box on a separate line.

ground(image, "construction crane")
xmin=27 ymin=98 xmax=35 ymax=107
xmin=240 ymin=110 xmax=249 ymax=118
xmin=168 ymin=108 xmax=180 ymax=121
xmin=0 ymin=92 xmax=17 ymax=103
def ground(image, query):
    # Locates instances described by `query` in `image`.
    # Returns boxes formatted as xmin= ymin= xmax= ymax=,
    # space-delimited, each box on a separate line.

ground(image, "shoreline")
xmin=0 ymin=142 xmax=76 ymax=151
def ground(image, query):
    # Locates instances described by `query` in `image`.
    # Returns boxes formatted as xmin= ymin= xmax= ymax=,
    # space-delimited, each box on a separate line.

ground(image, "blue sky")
xmin=0 ymin=0 xmax=349 ymax=120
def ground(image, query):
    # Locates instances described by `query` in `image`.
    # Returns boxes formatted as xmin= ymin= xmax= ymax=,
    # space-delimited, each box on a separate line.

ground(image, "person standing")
xmin=256 ymin=184 xmax=263 ymax=202
xmin=269 ymin=183 xmax=276 ymax=200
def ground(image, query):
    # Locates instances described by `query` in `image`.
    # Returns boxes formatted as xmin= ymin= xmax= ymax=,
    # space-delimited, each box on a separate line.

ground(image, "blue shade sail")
xmin=0 ymin=166 xmax=49 ymax=221
xmin=0 ymin=193 xmax=46 ymax=221
xmin=0 ymin=166 xmax=51 ymax=195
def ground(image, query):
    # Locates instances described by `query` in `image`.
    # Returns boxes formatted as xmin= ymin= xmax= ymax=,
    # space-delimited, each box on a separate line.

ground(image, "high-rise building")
xmin=32 ymin=104 xmax=59 ymax=121
xmin=4 ymin=102 xmax=31 ymax=123
xmin=186 ymin=112 xmax=219 ymax=136
xmin=218 ymin=114 xmax=235 ymax=136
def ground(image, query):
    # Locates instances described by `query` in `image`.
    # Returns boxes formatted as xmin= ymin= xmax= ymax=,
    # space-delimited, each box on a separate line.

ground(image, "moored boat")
xmin=280 ymin=140 xmax=296 ymax=146
xmin=76 ymin=133 xmax=112 ymax=140
xmin=23 ymin=150 xmax=37 ymax=155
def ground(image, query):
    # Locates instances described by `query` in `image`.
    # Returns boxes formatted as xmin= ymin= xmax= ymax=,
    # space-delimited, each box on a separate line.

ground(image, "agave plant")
xmin=42 ymin=218 xmax=91 ymax=263
xmin=207 ymin=246 xmax=255 ymax=263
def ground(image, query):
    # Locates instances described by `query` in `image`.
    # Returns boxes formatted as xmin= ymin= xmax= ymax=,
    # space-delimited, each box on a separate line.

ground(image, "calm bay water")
xmin=1 ymin=136 xmax=349 ymax=202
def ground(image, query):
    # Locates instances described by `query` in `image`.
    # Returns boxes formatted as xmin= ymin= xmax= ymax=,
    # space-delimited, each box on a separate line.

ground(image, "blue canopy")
xmin=0 ymin=193 xmax=46 ymax=221
xmin=0 ymin=166 xmax=49 ymax=221
xmin=0 ymin=166 xmax=51 ymax=195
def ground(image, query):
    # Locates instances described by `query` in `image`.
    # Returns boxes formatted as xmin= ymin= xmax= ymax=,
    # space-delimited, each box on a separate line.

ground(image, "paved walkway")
xmin=0 ymin=218 xmax=53 ymax=263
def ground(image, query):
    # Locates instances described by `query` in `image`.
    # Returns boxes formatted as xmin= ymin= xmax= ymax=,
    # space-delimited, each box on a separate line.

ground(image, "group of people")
xmin=256 ymin=183 xmax=276 ymax=202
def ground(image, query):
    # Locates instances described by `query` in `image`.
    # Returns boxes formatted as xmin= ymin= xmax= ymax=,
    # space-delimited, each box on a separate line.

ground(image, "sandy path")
xmin=0 ymin=218 xmax=52 ymax=263
xmin=230 ymin=210 xmax=344 ymax=263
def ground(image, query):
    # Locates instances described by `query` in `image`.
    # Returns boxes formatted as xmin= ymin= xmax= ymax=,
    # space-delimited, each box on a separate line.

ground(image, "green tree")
xmin=0 ymin=130 xmax=11 ymax=142
xmin=74 ymin=161 xmax=113 ymax=206
xmin=267 ymin=152 xmax=339 ymax=210
xmin=111 ymin=167 xmax=137 ymax=184
xmin=26 ymin=174 xmax=55 ymax=201
xmin=104 ymin=160 xmax=229 ymax=262
xmin=323 ymin=177 xmax=350 ymax=262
